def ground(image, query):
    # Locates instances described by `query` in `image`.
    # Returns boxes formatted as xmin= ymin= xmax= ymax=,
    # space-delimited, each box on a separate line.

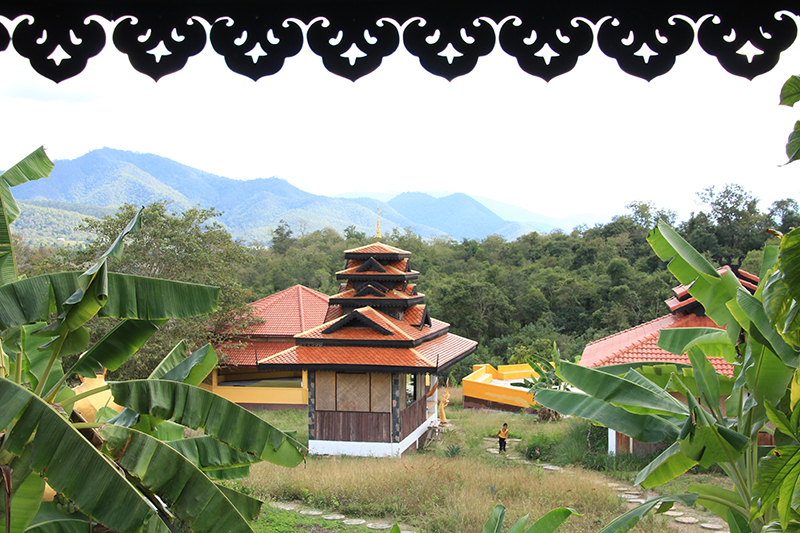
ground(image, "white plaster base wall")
xmin=608 ymin=429 xmax=617 ymax=455
xmin=309 ymin=415 xmax=438 ymax=457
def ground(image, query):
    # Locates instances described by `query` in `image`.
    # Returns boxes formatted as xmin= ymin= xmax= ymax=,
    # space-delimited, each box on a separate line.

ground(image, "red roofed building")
xmin=580 ymin=267 xmax=758 ymax=378
xmin=201 ymin=285 xmax=330 ymax=409
xmin=581 ymin=267 xmax=758 ymax=455
xmin=259 ymin=242 xmax=477 ymax=457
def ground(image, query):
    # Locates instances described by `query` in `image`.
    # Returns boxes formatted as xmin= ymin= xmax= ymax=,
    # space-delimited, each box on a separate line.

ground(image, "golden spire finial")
xmin=374 ymin=207 xmax=382 ymax=239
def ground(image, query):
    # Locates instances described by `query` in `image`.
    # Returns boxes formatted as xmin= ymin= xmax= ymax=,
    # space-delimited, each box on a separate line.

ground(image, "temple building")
xmin=258 ymin=242 xmax=477 ymax=456
xmin=205 ymin=242 xmax=477 ymax=457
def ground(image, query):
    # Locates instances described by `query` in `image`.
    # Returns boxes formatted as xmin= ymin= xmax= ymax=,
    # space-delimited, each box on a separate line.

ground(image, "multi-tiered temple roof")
xmin=259 ymin=242 xmax=477 ymax=373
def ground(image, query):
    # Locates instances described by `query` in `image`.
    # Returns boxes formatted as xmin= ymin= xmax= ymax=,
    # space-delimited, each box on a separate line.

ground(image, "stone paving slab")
xmin=700 ymin=524 xmax=724 ymax=530
xmin=269 ymin=503 xmax=296 ymax=511
xmin=300 ymin=510 xmax=323 ymax=516
xmin=663 ymin=511 xmax=684 ymax=517
xmin=366 ymin=523 xmax=393 ymax=530
xmin=343 ymin=519 xmax=367 ymax=526
xmin=675 ymin=517 xmax=700 ymax=524
xmin=324 ymin=514 xmax=346 ymax=520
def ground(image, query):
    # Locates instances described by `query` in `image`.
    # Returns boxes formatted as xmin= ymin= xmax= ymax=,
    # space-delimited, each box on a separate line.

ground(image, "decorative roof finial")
xmin=374 ymin=207 xmax=382 ymax=239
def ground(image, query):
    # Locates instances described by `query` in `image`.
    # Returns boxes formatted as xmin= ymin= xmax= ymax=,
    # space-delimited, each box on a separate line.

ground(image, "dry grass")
xmin=248 ymin=453 xmax=667 ymax=532
xmin=247 ymin=404 xmax=679 ymax=532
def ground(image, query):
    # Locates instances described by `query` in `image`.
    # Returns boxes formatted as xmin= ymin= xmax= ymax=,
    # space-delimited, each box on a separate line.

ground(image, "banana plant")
xmin=482 ymin=504 xmax=579 ymax=533
xmin=0 ymin=151 xmax=306 ymax=533
xmin=536 ymin=220 xmax=800 ymax=532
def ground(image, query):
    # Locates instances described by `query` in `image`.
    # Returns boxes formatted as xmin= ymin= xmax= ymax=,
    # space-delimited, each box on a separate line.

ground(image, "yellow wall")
xmin=202 ymin=368 xmax=307 ymax=406
xmin=462 ymin=364 xmax=537 ymax=408
xmin=200 ymin=382 xmax=305 ymax=405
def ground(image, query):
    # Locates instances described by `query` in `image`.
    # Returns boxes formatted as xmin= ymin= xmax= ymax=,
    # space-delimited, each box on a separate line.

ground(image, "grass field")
xmin=248 ymin=399 xmax=694 ymax=532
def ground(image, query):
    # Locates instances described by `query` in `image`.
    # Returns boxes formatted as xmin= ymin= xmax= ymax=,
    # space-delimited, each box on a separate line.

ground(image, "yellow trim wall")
xmin=462 ymin=364 xmax=537 ymax=409
xmin=201 ymin=367 xmax=307 ymax=407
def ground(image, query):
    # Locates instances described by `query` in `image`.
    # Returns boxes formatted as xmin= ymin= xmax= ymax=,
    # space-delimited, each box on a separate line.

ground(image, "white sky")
xmin=0 ymin=14 xmax=799 ymax=221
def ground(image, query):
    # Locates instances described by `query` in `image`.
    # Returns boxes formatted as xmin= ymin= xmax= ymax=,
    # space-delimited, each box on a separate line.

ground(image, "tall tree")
xmin=71 ymin=202 xmax=256 ymax=379
xmin=681 ymin=183 xmax=770 ymax=268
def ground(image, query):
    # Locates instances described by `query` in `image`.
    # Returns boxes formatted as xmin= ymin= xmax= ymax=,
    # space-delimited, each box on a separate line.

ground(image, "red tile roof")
xmin=580 ymin=311 xmax=734 ymax=377
xmin=344 ymin=243 xmax=411 ymax=256
xmin=246 ymin=285 xmax=330 ymax=337
xmin=667 ymin=266 xmax=759 ymax=313
xmin=217 ymin=340 xmax=295 ymax=367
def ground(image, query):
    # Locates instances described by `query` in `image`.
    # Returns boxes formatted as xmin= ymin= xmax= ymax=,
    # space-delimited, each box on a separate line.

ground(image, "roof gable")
xmin=322 ymin=308 xmax=395 ymax=336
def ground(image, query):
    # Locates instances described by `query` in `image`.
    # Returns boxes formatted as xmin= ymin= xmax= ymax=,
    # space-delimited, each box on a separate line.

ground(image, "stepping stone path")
xmin=269 ymin=503 xmax=295 ymax=511
xmin=541 ymin=465 xmax=560 ymax=471
xmin=323 ymin=514 xmax=346 ymax=520
xmin=675 ymin=517 xmax=700 ymax=524
xmin=664 ymin=511 xmax=684 ymax=517
xmin=300 ymin=510 xmax=323 ymax=516
xmin=628 ymin=499 xmax=646 ymax=504
xmin=343 ymin=519 xmax=367 ymax=526
xmin=700 ymin=524 xmax=724 ymax=530
xmin=366 ymin=523 xmax=393 ymax=530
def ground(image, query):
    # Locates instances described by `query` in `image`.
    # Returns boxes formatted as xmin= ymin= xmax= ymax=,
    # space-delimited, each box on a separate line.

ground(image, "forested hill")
xmin=12 ymin=147 xmax=550 ymax=244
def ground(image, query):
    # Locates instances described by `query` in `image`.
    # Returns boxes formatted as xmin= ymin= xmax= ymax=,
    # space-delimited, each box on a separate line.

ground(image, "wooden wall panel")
xmin=316 ymin=371 xmax=336 ymax=411
xmin=370 ymin=373 xmax=391 ymax=412
xmin=337 ymin=373 xmax=369 ymax=412
xmin=399 ymin=398 xmax=428 ymax=440
xmin=315 ymin=411 xmax=391 ymax=442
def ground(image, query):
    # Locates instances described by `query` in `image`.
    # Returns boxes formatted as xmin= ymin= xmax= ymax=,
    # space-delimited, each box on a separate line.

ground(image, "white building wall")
xmin=309 ymin=414 xmax=438 ymax=457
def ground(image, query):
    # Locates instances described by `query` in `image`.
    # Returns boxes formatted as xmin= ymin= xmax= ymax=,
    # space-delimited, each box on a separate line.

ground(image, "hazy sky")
xmin=1 ymin=15 xmax=799 ymax=221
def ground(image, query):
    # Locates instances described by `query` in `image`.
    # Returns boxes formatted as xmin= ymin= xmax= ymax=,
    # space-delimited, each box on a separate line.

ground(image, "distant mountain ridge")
xmin=11 ymin=147 xmax=577 ymax=244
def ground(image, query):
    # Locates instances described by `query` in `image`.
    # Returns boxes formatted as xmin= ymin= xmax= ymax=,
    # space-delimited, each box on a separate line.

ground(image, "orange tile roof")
xmin=336 ymin=262 xmax=418 ymax=278
xmin=297 ymin=306 xmax=448 ymax=343
xmin=324 ymin=305 xmax=343 ymax=322
xmin=330 ymin=286 xmax=424 ymax=304
xmin=344 ymin=242 xmax=411 ymax=256
xmin=245 ymin=285 xmax=329 ymax=337
xmin=580 ymin=311 xmax=734 ymax=377
xmin=217 ymin=340 xmax=296 ymax=367
xmin=259 ymin=333 xmax=477 ymax=370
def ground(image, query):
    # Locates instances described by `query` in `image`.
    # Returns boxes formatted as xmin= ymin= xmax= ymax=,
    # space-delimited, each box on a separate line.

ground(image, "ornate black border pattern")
xmin=0 ymin=1 xmax=797 ymax=83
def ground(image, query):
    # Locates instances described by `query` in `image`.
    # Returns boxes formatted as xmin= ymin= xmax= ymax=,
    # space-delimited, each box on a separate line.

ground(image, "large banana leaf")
xmin=107 ymin=380 xmax=307 ymax=465
xmin=657 ymin=328 xmax=736 ymax=362
xmin=101 ymin=426 xmax=254 ymax=533
xmin=0 ymin=272 xmax=218 ymax=330
xmin=166 ymin=437 xmax=261 ymax=472
xmin=559 ymin=362 xmax=689 ymax=417
xmin=535 ymin=389 xmax=680 ymax=443
xmin=735 ymin=289 xmax=799 ymax=367
xmin=633 ymin=442 xmax=697 ymax=488
xmin=108 ymin=343 xmax=218 ymax=432
xmin=757 ymin=446 xmax=800 ymax=529
xmin=647 ymin=221 xmax=742 ymax=341
xmin=0 ymin=378 xmax=166 ymax=533
xmin=0 ymin=147 xmax=54 ymax=285
xmin=62 ymin=209 xmax=144 ymax=332
xmin=0 ymin=446 xmax=44 ymax=533
xmin=69 ymin=320 xmax=164 ymax=378
xmin=781 ymin=226 xmax=800 ymax=303
xmin=24 ymin=502 xmax=91 ymax=533
xmin=597 ymin=494 xmax=698 ymax=533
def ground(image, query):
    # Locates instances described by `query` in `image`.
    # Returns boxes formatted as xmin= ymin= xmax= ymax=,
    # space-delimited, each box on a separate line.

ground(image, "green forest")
xmin=17 ymin=184 xmax=799 ymax=382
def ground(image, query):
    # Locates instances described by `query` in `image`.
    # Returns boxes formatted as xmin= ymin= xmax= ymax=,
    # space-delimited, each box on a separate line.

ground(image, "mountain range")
xmin=11 ymin=148 xmax=608 ymax=245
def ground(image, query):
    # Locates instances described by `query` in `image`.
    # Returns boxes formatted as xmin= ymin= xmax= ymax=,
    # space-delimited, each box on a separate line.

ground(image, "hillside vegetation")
xmin=21 ymin=185 xmax=795 ymax=381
